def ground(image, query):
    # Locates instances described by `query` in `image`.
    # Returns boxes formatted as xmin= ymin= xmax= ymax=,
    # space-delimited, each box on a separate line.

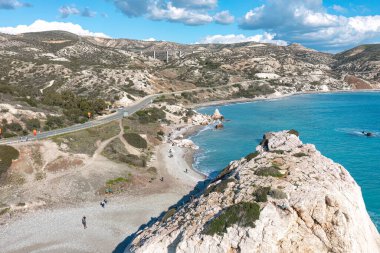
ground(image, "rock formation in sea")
xmin=212 ymin=109 xmax=223 ymax=120
xmin=127 ymin=131 xmax=380 ymax=253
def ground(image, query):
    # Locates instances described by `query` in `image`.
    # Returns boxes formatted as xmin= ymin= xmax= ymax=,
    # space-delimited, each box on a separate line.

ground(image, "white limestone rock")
xmin=127 ymin=131 xmax=380 ymax=253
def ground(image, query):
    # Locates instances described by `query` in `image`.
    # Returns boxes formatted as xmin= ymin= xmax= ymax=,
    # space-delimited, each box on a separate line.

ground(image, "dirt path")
xmin=117 ymin=120 xmax=141 ymax=156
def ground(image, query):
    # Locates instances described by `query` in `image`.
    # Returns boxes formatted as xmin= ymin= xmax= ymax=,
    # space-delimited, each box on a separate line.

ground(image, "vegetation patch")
xmin=287 ymin=129 xmax=299 ymax=137
xmin=135 ymin=108 xmax=166 ymax=124
xmin=52 ymin=121 xmax=119 ymax=155
xmin=272 ymin=150 xmax=285 ymax=155
xmin=255 ymin=187 xmax=271 ymax=202
xmin=102 ymin=139 xmax=147 ymax=167
xmin=269 ymin=189 xmax=287 ymax=199
xmin=216 ymin=165 xmax=233 ymax=180
xmin=123 ymin=133 xmax=147 ymax=149
xmin=104 ymin=174 xmax=132 ymax=194
xmin=245 ymin=151 xmax=260 ymax=161
xmin=203 ymin=202 xmax=260 ymax=236
xmin=254 ymin=166 xmax=283 ymax=177
xmin=0 ymin=145 xmax=19 ymax=176
xmin=106 ymin=177 xmax=129 ymax=186
xmin=162 ymin=208 xmax=176 ymax=222
xmin=0 ymin=207 xmax=10 ymax=216
xmin=293 ymin=152 xmax=308 ymax=158
xmin=205 ymin=178 xmax=235 ymax=196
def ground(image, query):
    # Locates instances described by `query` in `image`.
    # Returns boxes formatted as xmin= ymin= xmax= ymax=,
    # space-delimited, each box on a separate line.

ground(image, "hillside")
xmin=127 ymin=131 xmax=380 ymax=253
xmin=0 ymin=31 xmax=379 ymax=138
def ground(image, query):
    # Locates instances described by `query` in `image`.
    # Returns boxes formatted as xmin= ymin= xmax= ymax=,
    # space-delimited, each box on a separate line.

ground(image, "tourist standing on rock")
xmin=82 ymin=216 xmax=87 ymax=229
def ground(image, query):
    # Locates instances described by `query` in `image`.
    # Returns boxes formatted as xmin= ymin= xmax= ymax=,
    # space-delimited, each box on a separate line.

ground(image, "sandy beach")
xmin=0 ymin=122 xmax=206 ymax=253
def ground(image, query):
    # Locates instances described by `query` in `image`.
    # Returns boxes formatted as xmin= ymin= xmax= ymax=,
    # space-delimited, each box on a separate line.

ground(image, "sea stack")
xmin=127 ymin=131 xmax=380 ymax=253
xmin=212 ymin=109 xmax=223 ymax=121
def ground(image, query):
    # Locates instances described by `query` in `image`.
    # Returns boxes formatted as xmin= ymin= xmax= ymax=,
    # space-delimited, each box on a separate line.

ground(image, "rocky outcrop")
xmin=127 ymin=131 xmax=380 ymax=253
xmin=212 ymin=109 xmax=223 ymax=120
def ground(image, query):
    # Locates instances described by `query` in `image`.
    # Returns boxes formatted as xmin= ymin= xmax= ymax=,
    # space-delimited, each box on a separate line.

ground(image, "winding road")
xmin=0 ymin=94 xmax=157 ymax=145
xmin=0 ymin=82 xmax=243 ymax=145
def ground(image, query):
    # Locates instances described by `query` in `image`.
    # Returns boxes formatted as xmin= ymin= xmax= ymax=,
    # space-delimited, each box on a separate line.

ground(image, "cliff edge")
xmin=127 ymin=131 xmax=380 ymax=253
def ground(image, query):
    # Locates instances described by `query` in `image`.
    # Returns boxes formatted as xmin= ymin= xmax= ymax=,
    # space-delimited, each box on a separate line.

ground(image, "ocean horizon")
xmin=190 ymin=92 xmax=380 ymax=230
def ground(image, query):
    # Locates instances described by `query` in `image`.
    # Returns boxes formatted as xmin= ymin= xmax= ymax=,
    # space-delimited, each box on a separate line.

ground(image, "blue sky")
xmin=0 ymin=0 xmax=379 ymax=52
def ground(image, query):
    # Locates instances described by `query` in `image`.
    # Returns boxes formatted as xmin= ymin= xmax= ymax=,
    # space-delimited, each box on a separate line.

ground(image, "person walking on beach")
xmin=100 ymin=201 xmax=105 ymax=208
xmin=82 ymin=216 xmax=87 ymax=229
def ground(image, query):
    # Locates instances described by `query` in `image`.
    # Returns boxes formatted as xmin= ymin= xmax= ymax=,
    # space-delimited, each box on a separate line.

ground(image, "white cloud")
xmin=214 ymin=10 xmax=234 ymax=25
xmin=331 ymin=4 xmax=346 ymax=13
xmin=59 ymin=5 xmax=97 ymax=18
xmin=59 ymin=5 xmax=80 ymax=18
xmin=82 ymin=7 xmax=97 ymax=18
xmin=0 ymin=0 xmax=30 ymax=9
xmin=144 ymin=37 xmax=157 ymax=41
xmin=112 ymin=0 xmax=214 ymax=25
xmin=0 ymin=20 xmax=110 ymax=38
xmin=149 ymin=2 xmax=213 ymax=25
xmin=198 ymin=33 xmax=288 ymax=46
xmin=239 ymin=0 xmax=380 ymax=51
xmin=171 ymin=0 xmax=217 ymax=10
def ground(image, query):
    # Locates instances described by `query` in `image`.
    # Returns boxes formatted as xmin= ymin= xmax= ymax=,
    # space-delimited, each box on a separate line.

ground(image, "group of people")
xmin=81 ymin=198 xmax=108 ymax=229
xmin=168 ymin=148 xmax=174 ymax=158
xmin=100 ymin=198 xmax=108 ymax=208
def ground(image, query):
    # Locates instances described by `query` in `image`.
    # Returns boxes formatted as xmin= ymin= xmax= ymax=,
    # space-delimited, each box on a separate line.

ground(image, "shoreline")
xmin=190 ymin=88 xmax=380 ymax=109
xmin=182 ymin=88 xmax=380 ymax=179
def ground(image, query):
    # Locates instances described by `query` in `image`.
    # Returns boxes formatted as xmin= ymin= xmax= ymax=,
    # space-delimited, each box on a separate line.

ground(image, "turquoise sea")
xmin=190 ymin=92 xmax=380 ymax=229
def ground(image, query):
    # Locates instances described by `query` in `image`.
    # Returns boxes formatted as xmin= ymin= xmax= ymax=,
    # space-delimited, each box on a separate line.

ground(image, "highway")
xmin=0 ymin=94 xmax=157 ymax=145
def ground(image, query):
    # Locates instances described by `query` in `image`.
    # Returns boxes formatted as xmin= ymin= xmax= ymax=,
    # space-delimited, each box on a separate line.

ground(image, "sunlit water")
xmin=190 ymin=92 xmax=380 ymax=229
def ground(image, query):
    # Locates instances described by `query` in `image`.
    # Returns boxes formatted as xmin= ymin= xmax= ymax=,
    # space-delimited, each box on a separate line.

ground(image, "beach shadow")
xmin=113 ymin=178 xmax=211 ymax=253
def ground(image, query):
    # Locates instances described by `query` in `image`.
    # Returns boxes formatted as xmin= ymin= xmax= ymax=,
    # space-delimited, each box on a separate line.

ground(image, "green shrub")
xmin=106 ymin=177 xmax=129 ymax=185
xmin=255 ymin=187 xmax=271 ymax=202
xmin=293 ymin=152 xmax=308 ymax=157
xmin=120 ymin=154 xmax=147 ymax=167
xmin=123 ymin=133 xmax=148 ymax=149
xmin=216 ymin=165 xmax=232 ymax=180
xmin=162 ymin=208 xmax=176 ymax=222
xmin=135 ymin=108 xmax=166 ymax=124
xmin=245 ymin=151 xmax=259 ymax=161
xmin=254 ymin=166 xmax=283 ymax=177
xmin=0 ymin=207 xmax=10 ymax=216
xmin=7 ymin=122 xmax=23 ymax=132
xmin=287 ymin=129 xmax=299 ymax=137
xmin=203 ymin=202 xmax=260 ymax=236
xmin=269 ymin=189 xmax=287 ymax=199
xmin=205 ymin=178 xmax=235 ymax=196
xmin=25 ymin=118 xmax=41 ymax=131
xmin=0 ymin=145 xmax=19 ymax=176
xmin=45 ymin=115 xmax=64 ymax=130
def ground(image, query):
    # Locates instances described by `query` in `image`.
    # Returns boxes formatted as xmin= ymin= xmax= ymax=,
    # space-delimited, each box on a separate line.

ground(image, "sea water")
xmin=190 ymin=92 xmax=380 ymax=229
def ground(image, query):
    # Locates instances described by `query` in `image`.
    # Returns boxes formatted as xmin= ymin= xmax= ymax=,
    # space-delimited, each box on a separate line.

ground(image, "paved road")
xmin=0 ymin=82 xmax=243 ymax=145
xmin=0 ymin=94 xmax=157 ymax=145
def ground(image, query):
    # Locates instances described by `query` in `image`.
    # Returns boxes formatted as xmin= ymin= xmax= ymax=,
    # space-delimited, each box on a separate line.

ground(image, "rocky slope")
xmin=127 ymin=131 xmax=380 ymax=253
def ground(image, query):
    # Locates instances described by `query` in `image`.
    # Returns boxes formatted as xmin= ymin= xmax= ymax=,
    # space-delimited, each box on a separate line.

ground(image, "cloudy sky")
xmin=0 ymin=0 xmax=379 ymax=52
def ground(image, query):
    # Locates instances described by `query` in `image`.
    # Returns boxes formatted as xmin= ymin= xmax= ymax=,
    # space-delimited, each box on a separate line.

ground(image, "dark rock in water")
xmin=362 ymin=131 xmax=374 ymax=137
xmin=215 ymin=123 xmax=224 ymax=130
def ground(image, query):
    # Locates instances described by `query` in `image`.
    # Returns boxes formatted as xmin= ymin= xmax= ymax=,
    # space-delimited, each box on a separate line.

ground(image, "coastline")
xmin=2 ymin=88 xmax=380 ymax=252
xmin=190 ymin=88 xmax=380 ymax=109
